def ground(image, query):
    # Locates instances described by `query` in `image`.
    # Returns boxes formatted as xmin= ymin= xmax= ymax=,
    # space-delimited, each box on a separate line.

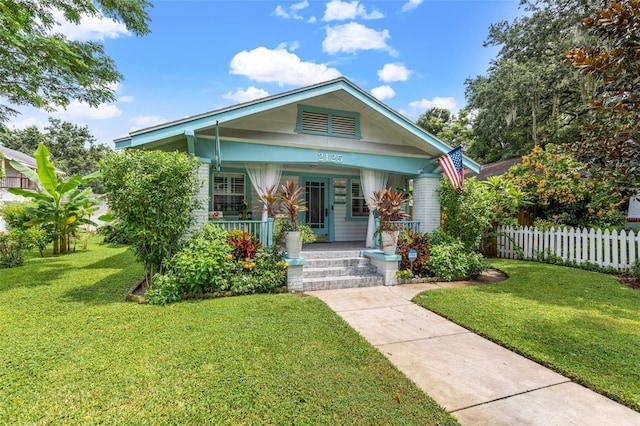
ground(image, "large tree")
xmin=416 ymin=107 xmax=476 ymax=149
xmin=0 ymin=0 xmax=152 ymax=128
xmin=566 ymin=0 xmax=640 ymax=195
xmin=465 ymin=0 xmax=601 ymax=163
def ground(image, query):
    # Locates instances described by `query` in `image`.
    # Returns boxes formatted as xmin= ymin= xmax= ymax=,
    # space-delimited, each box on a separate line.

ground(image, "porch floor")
xmin=301 ymin=241 xmax=368 ymax=252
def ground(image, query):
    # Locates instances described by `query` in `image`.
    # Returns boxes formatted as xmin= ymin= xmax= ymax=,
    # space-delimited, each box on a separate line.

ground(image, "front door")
xmin=303 ymin=178 xmax=329 ymax=240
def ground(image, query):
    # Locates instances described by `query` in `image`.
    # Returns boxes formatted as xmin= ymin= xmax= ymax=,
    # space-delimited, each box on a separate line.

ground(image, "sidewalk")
xmin=308 ymin=282 xmax=640 ymax=426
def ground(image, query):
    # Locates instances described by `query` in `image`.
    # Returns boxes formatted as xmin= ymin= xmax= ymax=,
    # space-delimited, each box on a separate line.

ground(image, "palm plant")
xmin=8 ymin=143 xmax=101 ymax=254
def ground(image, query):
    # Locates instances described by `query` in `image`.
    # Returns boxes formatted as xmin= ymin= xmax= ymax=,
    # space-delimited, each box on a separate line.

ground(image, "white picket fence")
xmin=496 ymin=226 xmax=640 ymax=271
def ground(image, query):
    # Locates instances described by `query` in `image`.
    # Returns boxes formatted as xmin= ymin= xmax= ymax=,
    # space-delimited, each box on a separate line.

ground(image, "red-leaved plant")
xmin=373 ymin=188 xmax=409 ymax=232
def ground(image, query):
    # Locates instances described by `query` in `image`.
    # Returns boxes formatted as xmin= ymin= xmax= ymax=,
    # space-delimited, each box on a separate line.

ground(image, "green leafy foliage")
xmin=504 ymin=144 xmax=625 ymax=228
xmin=8 ymin=143 xmax=101 ymax=254
xmin=465 ymin=0 xmax=598 ymax=163
xmin=100 ymin=150 xmax=202 ymax=286
xmin=439 ymin=177 xmax=494 ymax=251
xmin=397 ymin=229 xmax=430 ymax=277
xmin=566 ymin=0 xmax=640 ymax=194
xmin=427 ymin=230 xmax=489 ymax=281
xmin=0 ymin=0 xmax=151 ymax=127
xmin=147 ymin=224 xmax=288 ymax=305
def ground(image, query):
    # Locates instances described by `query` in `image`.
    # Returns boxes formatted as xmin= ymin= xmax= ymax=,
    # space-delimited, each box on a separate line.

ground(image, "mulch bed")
xmin=618 ymin=275 xmax=640 ymax=291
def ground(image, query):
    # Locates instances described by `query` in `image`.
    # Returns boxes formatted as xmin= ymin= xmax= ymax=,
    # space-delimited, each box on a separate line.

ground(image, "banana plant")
xmin=8 ymin=143 xmax=101 ymax=254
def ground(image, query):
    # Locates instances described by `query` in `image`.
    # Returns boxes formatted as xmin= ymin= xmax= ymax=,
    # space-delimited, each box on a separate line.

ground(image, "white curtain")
xmin=245 ymin=163 xmax=282 ymax=221
xmin=360 ymin=169 xmax=388 ymax=248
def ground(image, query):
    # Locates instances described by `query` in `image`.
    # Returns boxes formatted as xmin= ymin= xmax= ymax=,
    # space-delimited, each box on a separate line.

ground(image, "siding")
xmin=413 ymin=176 xmax=440 ymax=233
xmin=333 ymin=203 xmax=367 ymax=242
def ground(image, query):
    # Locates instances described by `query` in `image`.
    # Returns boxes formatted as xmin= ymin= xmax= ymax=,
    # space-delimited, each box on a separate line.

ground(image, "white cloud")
xmin=118 ymin=95 xmax=134 ymax=103
xmin=229 ymin=46 xmax=342 ymax=86
xmin=323 ymin=0 xmax=384 ymax=21
xmin=409 ymin=97 xmax=459 ymax=114
xmin=7 ymin=116 xmax=48 ymax=130
xmin=401 ymin=0 xmax=424 ymax=12
xmin=378 ymin=63 xmax=413 ymax=82
xmin=223 ymin=86 xmax=270 ymax=103
xmin=274 ymin=0 xmax=310 ymax=21
xmin=371 ymin=85 xmax=396 ymax=101
xmin=53 ymin=100 xmax=122 ymax=120
xmin=52 ymin=10 xmax=130 ymax=41
xmin=323 ymin=22 xmax=396 ymax=56
xmin=129 ymin=115 xmax=168 ymax=132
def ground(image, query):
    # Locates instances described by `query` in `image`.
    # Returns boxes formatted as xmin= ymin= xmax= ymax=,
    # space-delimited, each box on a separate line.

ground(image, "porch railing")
xmin=209 ymin=218 xmax=274 ymax=247
xmin=0 ymin=176 xmax=37 ymax=190
xmin=374 ymin=219 xmax=421 ymax=234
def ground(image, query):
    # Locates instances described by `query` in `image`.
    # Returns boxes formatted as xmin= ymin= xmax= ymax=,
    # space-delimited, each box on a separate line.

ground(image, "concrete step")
xmin=303 ymin=265 xmax=378 ymax=278
xmin=302 ymin=274 xmax=384 ymax=291
xmin=304 ymin=257 xmax=371 ymax=268
xmin=301 ymin=250 xmax=363 ymax=259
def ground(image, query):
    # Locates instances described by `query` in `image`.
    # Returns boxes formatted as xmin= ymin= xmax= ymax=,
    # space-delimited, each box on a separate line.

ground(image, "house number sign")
xmin=318 ymin=152 xmax=343 ymax=163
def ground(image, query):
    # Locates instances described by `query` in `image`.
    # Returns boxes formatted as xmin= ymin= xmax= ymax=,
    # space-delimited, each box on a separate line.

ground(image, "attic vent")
xmin=331 ymin=115 xmax=356 ymax=136
xmin=296 ymin=105 xmax=361 ymax=139
xmin=302 ymin=110 xmax=329 ymax=133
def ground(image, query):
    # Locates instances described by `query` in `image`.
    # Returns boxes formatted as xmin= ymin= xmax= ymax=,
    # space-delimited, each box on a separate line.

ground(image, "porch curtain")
xmin=245 ymin=163 xmax=282 ymax=221
xmin=360 ymin=169 xmax=388 ymax=248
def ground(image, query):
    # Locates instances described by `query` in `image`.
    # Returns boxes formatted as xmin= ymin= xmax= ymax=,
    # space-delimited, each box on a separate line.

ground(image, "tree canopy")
xmin=566 ymin=0 xmax=640 ymax=194
xmin=464 ymin=0 xmax=600 ymax=163
xmin=0 ymin=0 xmax=152 ymax=128
xmin=416 ymin=107 xmax=475 ymax=148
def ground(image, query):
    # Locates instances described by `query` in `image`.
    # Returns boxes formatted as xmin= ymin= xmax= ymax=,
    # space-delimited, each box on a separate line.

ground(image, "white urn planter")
xmin=381 ymin=230 xmax=399 ymax=255
xmin=285 ymin=231 xmax=303 ymax=259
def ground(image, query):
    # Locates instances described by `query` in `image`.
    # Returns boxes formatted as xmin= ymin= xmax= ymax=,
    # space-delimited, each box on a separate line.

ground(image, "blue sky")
xmin=8 ymin=0 xmax=522 ymax=148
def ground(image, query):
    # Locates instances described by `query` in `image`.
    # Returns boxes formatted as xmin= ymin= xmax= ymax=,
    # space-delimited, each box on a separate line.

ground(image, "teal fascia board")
xmin=119 ymin=78 xmax=480 ymax=173
xmin=215 ymin=141 xmax=429 ymax=176
xmin=115 ymin=138 xmax=132 ymax=149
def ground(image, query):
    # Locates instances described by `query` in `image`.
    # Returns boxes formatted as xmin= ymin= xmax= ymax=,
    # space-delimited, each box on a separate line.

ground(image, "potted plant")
xmin=279 ymin=180 xmax=307 ymax=258
xmin=373 ymin=188 xmax=409 ymax=255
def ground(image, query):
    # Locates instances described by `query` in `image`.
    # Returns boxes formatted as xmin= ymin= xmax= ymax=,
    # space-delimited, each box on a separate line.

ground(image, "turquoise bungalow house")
xmin=114 ymin=77 xmax=479 ymax=249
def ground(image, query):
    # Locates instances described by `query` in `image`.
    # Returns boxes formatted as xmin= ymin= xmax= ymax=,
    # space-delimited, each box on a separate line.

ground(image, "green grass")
xmin=413 ymin=259 xmax=640 ymax=412
xmin=0 ymin=239 xmax=457 ymax=425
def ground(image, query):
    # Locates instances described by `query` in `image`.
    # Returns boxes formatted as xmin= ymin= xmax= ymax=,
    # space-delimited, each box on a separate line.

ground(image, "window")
xmin=296 ymin=105 xmax=360 ymax=139
xmin=212 ymin=173 xmax=245 ymax=217
xmin=351 ymin=179 xmax=369 ymax=217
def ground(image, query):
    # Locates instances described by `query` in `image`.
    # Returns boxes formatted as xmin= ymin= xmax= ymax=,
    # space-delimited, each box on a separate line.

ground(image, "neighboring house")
xmin=0 ymin=145 xmax=39 ymax=232
xmin=115 ymin=78 xmax=479 ymax=245
xmin=463 ymin=157 xmax=522 ymax=181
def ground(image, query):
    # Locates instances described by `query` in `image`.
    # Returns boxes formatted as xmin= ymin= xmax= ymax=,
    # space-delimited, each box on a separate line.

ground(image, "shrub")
xmin=227 ymin=229 xmax=261 ymax=260
xmin=163 ymin=224 xmax=233 ymax=295
xmin=439 ymin=177 xmax=494 ymax=251
xmin=147 ymin=225 xmax=288 ymax=304
xmin=397 ymin=229 xmax=430 ymax=277
xmin=427 ymin=229 xmax=489 ymax=281
xmin=101 ymin=150 xmax=202 ymax=287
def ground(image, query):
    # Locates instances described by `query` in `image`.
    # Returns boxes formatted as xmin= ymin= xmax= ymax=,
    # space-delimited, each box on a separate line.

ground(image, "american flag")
xmin=438 ymin=146 xmax=464 ymax=192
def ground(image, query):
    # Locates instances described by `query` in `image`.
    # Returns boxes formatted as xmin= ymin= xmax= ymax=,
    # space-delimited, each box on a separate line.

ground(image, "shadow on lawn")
xmin=61 ymin=266 xmax=142 ymax=305
xmin=477 ymin=262 xmax=640 ymax=321
xmin=0 ymin=256 xmax=74 ymax=292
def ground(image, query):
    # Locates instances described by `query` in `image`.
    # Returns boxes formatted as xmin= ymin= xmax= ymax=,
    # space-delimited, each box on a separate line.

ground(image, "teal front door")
xmin=303 ymin=178 xmax=329 ymax=240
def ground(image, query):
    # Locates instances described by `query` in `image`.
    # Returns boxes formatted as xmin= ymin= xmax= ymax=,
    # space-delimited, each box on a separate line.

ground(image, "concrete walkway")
xmin=309 ymin=282 xmax=640 ymax=425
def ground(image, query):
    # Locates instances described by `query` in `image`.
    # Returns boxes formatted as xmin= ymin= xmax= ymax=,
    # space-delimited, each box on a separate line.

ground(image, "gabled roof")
xmin=464 ymin=157 xmax=523 ymax=180
xmin=0 ymin=145 xmax=37 ymax=169
xmin=115 ymin=77 xmax=480 ymax=172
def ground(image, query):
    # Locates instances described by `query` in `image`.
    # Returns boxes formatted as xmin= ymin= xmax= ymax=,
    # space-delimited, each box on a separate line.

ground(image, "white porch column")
xmin=192 ymin=162 xmax=210 ymax=230
xmin=413 ymin=176 xmax=441 ymax=233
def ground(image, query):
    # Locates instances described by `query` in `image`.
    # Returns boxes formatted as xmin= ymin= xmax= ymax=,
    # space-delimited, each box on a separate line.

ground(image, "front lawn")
xmin=0 ymin=240 xmax=457 ymax=425
xmin=414 ymin=259 xmax=640 ymax=412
